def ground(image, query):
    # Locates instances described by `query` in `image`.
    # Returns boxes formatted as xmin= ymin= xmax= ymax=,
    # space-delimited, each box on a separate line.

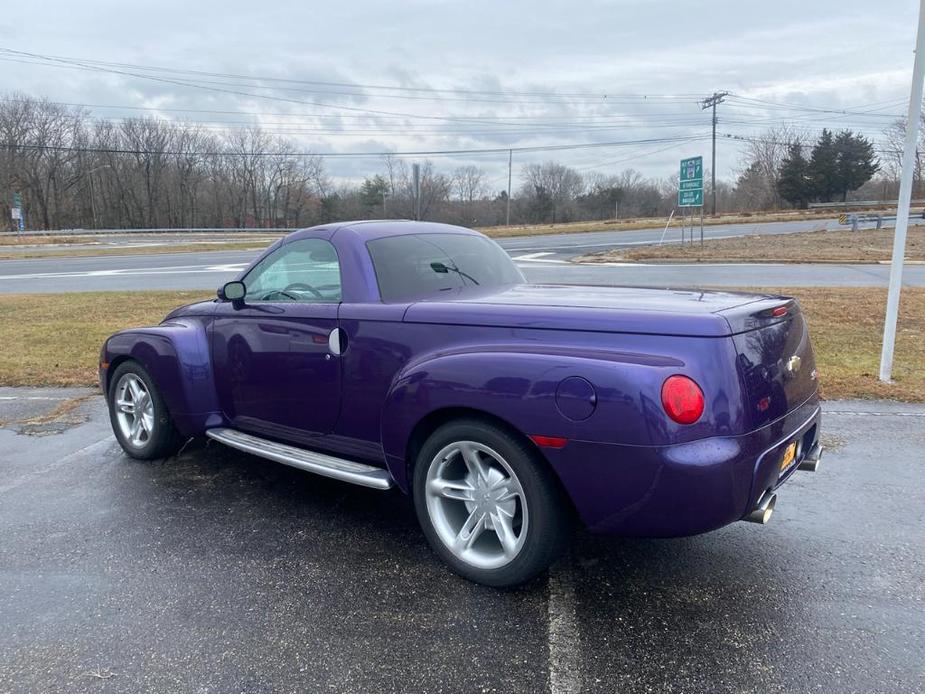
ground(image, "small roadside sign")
xmin=678 ymin=189 xmax=703 ymax=207
xmin=10 ymin=207 xmax=21 ymax=220
xmin=13 ymin=192 xmax=22 ymax=208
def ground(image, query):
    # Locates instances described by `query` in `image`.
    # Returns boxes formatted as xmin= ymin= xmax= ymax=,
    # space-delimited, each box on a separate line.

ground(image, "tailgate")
xmin=722 ymin=298 xmax=819 ymax=427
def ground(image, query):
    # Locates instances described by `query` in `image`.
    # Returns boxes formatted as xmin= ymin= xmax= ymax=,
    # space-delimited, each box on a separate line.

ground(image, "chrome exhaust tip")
xmin=744 ymin=491 xmax=777 ymax=524
xmin=798 ymin=443 xmax=823 ymax=472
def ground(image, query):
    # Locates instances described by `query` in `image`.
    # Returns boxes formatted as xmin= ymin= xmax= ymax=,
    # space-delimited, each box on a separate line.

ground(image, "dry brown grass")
xmin=578 ymin=228 xmax=925 ymax=264
xmin=478 ymin=209 xmax=832 ymax=239
xmin=0 ymin=235 xmax=102 ymax=247
xmin=0 ymin=288 xmax=921 ymax=401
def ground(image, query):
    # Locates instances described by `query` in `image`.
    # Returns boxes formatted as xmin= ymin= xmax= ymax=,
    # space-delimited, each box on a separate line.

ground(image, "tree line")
xmin=0 ymin=93 xmax=902 ymax=232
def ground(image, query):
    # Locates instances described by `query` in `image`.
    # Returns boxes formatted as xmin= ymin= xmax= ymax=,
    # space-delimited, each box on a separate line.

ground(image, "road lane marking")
xmin=503 ymin=232 xmax=747 ymax=253
xmin=547 ymin=559 xmax=581 ymax=694
xmin=512 ymin=252 xmax=554 ymax=260
xmin=513 ymin=253 xmax=569 ymax=264
xmin=826 ymin=410 xmax=925 ymax=417
xmin=0 ymin=262 xmax=249 ymax=281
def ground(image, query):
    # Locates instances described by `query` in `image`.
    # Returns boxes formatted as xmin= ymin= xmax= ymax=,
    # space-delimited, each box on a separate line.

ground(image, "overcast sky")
xmin=2 ymin=0 xmax=921 ymax=187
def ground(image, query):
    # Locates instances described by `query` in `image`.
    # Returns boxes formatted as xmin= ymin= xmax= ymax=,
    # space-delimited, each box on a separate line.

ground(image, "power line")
xmin=0 ymin=134 xmax=708 ymax=159
xmin=0 ymin=48 xmax=706 ymax=101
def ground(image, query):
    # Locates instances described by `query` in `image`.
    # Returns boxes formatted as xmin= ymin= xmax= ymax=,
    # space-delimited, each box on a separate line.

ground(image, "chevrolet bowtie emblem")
xmin=785 ymin=355 xmax=802 ymax=375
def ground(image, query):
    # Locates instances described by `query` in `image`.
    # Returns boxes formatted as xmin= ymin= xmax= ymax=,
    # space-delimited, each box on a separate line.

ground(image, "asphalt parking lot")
xmin=1 ymin=389 xmax=923 ymax=693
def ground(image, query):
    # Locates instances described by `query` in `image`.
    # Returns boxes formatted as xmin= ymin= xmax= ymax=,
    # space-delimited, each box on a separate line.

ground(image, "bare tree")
xmin=737 ymin=124 xmax=808 ymax=209
xmin=452 ymin=165 xmax=486 ymax=203
xmin=519 ymin=161 xmax=583 ymax=223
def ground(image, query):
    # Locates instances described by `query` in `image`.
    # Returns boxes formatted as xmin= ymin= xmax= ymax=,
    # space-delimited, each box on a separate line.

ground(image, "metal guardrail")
xmin=0 ymin=227 xmax=295 ymax=237
xmin=837 ymin=210 xmax=925 ymax=231
xmin=810 ymin=200 xmax=925 ymax=209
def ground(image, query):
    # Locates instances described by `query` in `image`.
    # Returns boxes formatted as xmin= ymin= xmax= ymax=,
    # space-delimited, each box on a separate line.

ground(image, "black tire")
xmin=412 ymin=418 xmax=570 ymax=588
xmin=107 ymin=360 xmax=184 ymax=460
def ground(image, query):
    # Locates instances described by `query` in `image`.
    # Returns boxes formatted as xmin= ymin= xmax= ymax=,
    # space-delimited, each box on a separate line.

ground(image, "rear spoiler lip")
xmin=715 ymin=298 xmax=800 ymax=335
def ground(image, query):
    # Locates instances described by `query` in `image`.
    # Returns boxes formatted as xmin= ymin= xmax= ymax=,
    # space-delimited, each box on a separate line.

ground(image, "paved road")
xmin=1 ymin=390 xmax=922 ymax=692
xmin=498 ymin=217 xmax=845 ymax=261
xmin=1 ymin=245 xmax=923 ymax=293
xmin=5 ymin=215 xmax=921 ymax=258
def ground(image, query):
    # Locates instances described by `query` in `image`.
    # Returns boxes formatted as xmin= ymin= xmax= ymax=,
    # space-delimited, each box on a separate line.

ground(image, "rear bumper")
xmin=544 ymin=395 xmax=821 ymax=537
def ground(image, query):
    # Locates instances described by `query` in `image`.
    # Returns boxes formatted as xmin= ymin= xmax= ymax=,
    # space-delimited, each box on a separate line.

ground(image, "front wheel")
xmin=107 ymin=361 xmax=184 ymax=460
xmin=413 ymin=419 xmax=570 ymax=587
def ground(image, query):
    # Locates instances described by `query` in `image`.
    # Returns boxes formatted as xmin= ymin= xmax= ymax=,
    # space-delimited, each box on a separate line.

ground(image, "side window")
xmin=243 ymin=239 xmax=342 ymax=303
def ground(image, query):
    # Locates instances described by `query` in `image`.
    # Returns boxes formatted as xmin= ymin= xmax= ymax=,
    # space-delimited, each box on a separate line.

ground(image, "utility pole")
xmin=880 ymin=0 xmax=925 ymax=382
xmin=506 ymin=149 xmax=512 ymax=226
xmin=412 ymin=163 xmax=421 ymax=220
xmin=701 ymin=91 xmax=728 ymax=216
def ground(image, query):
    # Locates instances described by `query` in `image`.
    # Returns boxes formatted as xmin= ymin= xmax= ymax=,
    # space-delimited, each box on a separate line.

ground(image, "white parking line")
xmin=826 ymin=410 xmax=925 ymax=417
xmin=0 ymin=396 xmax=72 ymax=401
xmin=547 ymin=559 xmax=581 ymax=694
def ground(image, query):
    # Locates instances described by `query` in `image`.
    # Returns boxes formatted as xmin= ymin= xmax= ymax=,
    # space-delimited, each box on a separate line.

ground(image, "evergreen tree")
xmin=776 ymin=142 xmax=810 ymax=208
xmin=833 ymin=130 xmax=879 ymax=201
xmin=359 ymin=175 xmax=390 ymax=211
xmin=808 ymin=129 xmax=839 ymax=201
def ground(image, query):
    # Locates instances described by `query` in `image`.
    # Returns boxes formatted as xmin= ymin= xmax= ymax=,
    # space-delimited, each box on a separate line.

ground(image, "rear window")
xmin=367 ymin=233 xmax=524 ymax=302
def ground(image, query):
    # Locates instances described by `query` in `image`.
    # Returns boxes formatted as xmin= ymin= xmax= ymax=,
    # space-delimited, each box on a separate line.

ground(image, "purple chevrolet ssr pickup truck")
xmin=100 ymin=220 xmax=822 ymax=587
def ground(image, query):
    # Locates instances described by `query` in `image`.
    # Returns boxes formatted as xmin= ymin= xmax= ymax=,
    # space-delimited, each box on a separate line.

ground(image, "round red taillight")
xmin=661 ymin=375 xmax=705 ymax=425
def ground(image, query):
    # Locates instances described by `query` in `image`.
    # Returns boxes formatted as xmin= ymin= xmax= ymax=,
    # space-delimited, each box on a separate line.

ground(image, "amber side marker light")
xmin=661 ymin=375 xmax=705 ymax=425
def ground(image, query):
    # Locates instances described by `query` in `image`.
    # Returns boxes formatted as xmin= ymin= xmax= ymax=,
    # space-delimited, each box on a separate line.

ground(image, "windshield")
xmin=367 ymin=233 xmax=524 ymax=302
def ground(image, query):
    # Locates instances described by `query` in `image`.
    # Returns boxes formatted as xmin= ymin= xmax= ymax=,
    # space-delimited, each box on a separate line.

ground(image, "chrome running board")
xmin=205 ymin=427 xmax=394 ymax=490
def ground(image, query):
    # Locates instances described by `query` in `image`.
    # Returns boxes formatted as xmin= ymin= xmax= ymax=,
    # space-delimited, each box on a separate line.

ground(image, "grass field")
xmin=474 ymin=208 xmax=833 ymax=238
xmin=1 ymin=288 xmax=922 ymax=401
xmin=577 ymin=228 xmax=925 ymax=264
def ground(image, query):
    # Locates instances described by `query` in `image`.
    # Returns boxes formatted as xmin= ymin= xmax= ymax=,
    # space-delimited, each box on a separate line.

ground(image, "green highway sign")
xmin=680 ymin=156 xmax=703 ymax=183
xmin=13 ymin=192 xmax=22 ymax=208
xmin=678 ymin=189 xmax=704 ymax=207
xmin=678 ymin=156 xmax=703 ymax=207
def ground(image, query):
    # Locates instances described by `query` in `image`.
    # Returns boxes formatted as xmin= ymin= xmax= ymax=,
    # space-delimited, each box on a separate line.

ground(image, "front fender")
xmin=379 ymin=347 xmax=685 ymax=490
xmin=101 ymin=317 xmax=221 ymax=436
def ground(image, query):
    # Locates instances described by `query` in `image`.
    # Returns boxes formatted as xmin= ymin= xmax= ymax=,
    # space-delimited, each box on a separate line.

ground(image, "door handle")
xmin=328 ymin=328 xmax=346 ymax=356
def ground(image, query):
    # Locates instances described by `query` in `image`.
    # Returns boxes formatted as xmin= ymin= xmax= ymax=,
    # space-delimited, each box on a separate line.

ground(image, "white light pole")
xmin=879 ymin=0 xmax=925 ymax=382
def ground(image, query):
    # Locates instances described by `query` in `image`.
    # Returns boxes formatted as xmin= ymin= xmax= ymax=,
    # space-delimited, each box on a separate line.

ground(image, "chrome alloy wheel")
xmin=113 ymin=373 xmax=155 ymax=448
xmin=424 ymin=441 xmax=529 ymax=570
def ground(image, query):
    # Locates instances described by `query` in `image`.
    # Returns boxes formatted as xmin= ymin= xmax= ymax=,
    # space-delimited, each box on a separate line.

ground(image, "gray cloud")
xmin=3 ymin=0 xmax=919 ymax=183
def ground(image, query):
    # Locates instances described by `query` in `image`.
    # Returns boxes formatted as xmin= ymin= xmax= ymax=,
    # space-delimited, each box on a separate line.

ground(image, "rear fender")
xmin=379 ymin=347 xmax=701 ymax=491
xmin=102 ymin=318 xmax=221 ymax=436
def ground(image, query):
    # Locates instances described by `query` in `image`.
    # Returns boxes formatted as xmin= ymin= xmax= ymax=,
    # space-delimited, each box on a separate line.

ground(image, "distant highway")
xmin=1 ymin=219 xmax=922 ymax=292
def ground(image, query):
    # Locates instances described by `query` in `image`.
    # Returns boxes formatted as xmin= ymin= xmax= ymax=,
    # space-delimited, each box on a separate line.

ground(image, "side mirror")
xmin=218 ymin=281 xmax=246 ymax=307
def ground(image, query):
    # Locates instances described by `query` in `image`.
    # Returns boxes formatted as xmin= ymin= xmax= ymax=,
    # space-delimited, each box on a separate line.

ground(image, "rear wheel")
xmin=413 ymin=419 xmax=570 ymax=587
xmin=107 ymin=361 xmax=184 ymax=460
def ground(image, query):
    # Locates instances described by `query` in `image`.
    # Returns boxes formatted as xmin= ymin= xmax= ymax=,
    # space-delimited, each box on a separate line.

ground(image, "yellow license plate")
xmin=780 ymin=442 xmax=797 ymax=471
